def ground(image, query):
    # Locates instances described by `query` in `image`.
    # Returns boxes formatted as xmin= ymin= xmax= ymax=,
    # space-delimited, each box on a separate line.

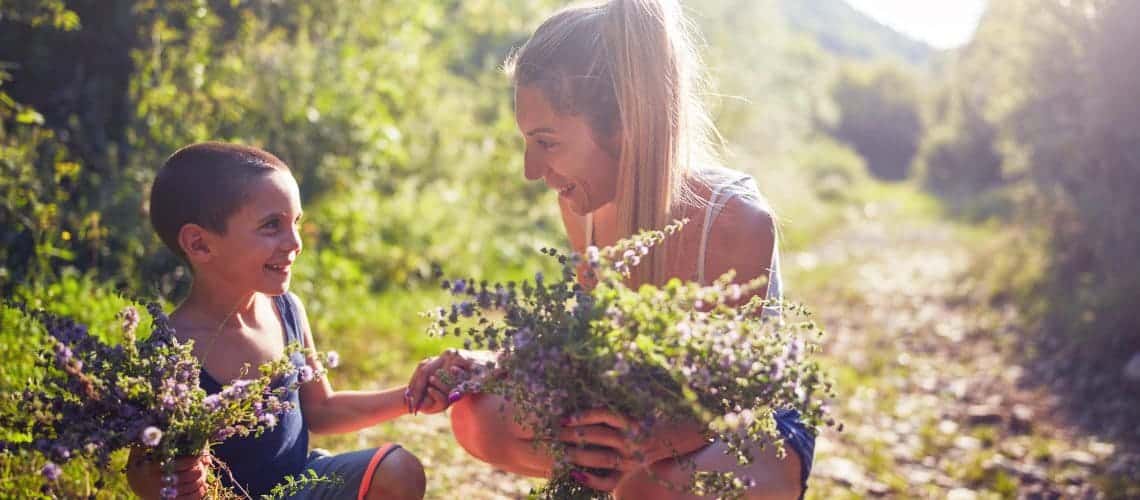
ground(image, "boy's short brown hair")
xmin=149 ymin=142 xmax=289 ymax=261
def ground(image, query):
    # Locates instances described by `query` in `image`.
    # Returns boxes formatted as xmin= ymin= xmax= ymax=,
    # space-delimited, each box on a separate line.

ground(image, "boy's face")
xmin=192 ymin=170 xmax=303 ymax=295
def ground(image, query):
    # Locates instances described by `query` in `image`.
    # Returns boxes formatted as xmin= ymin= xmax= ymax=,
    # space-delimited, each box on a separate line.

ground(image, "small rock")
xmin=815 ymin=457 xmax=866 ymax=487
xmin=954 ymin=436 xmax=984 ymax=451
xmin=866 ymin=480 xmax=891 ymax=495
xmin=1061 ymin=450 xmax=1099 ymax=468
xmin=966 ymin=405 xmax=1003 ymax=426
xmin=902 ymin=466 xmax=935 ymax=485
xmin=1010 ymin=404 xmax=1034 ymax=434
xmin=1088 ymin=440 xmax=1115 ymax=458
xmin=947 ymin=488 xmax=978 ymax=500
xmin=938 ymin=420 xmax=960 ymax=435
xmin=1000 ymin=441 xmax=1027 ymax=459
xmin=1124 ymin=353 xmax=1140 ymax=382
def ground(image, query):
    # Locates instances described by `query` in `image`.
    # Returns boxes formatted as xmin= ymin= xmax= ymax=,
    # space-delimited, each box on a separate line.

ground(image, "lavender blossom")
xmin=140 ymin=426 xmax=163 ymax=447
xmin=41 ymin=462 xmax=62 ymax=481
xmin=298 ymin=365 xmax=315 ymax=383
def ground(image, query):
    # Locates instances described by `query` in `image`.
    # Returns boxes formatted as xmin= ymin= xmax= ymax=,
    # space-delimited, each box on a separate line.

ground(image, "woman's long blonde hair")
xmin=505 ymin=0 xmax=720 ymax=286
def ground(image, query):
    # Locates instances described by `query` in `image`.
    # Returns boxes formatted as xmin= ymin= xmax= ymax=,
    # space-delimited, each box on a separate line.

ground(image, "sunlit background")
xmin=1 ymin=0 xmax=1137 ymax=498
xmin=848 ymin=0 xmax=987 ymax=49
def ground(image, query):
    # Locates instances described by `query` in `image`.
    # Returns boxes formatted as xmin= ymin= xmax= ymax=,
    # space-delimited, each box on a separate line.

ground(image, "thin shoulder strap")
xmin=585 ymin=212 xmax=594 ymax=248
xmin=275 ymin=294 xmax=303 ymax=344
xmin=697 ymin=176 xmax=753 ymax=284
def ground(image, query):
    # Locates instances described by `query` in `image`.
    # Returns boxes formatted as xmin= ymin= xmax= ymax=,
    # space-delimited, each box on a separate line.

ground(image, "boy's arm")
xmin=290 ymin=296 xmax=418 ymax=434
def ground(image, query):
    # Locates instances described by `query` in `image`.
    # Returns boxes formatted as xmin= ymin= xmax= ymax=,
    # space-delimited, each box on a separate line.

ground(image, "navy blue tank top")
xmin=200 ymin=294 xmax=309 ymax=497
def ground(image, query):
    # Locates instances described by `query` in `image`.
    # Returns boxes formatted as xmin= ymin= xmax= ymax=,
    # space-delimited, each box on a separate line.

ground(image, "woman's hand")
xmin=405 ymin=349 xmax=475 ymax=415
xmin=559 ymin=409 xmax=711 ymax=491
xmin=125 ymin=447 xmax=210 ymax=500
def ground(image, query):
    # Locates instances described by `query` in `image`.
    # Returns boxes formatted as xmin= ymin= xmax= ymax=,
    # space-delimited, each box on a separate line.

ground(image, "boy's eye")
xmin=262 ymin=220 xmax=280 ymax=230
xmin=537 ymin=140 xmax=556 ymax=150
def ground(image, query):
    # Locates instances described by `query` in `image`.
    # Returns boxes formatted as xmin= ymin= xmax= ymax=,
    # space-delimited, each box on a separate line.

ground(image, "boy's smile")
xmin=196 ymin=170 xmax=304 ymax=296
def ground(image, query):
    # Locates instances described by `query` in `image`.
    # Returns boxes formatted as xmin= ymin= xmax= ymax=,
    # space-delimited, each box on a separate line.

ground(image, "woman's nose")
xmin=523 ymin=150 xmax=546 ymax=181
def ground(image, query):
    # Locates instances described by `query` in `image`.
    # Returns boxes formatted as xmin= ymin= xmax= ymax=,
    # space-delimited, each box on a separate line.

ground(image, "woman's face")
xmin=515 ymin=85 xmax=619 ymax=215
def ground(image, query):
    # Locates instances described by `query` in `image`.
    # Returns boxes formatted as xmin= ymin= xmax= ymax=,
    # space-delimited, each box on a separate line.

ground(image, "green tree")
xmin=829 ymin=63 xmax=924 ymax=180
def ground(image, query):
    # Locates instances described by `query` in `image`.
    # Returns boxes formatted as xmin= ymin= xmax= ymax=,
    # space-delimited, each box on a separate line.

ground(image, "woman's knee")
xmin=366 ymin=447 xmax=425 ymax=500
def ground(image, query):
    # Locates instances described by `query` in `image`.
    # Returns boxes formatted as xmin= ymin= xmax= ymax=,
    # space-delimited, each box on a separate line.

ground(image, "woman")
xmin=443 ymin=0 xmax=814 ymax=497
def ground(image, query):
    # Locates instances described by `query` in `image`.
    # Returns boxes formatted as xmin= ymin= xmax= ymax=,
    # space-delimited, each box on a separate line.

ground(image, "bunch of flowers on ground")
xmin=432 ymin=221 xmax=837 ymax=498
xmin=2 ymin=303 xmax=337 ymax=499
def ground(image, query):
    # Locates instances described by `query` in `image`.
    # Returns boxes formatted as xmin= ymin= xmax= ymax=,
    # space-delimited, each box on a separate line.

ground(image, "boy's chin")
xmin=259 ymin=278 xmax=292 ymax=296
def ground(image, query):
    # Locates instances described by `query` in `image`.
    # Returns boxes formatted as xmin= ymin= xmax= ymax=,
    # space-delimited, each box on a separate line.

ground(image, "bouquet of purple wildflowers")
xmin=431 ymin=221 xmax=836 ymax=499
xmin=2 ymin=303 xmax=338 ymax=499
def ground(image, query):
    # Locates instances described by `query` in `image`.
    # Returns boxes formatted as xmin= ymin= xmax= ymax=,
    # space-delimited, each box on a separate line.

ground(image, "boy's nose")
xmin=285 ymin=227 xmax=303 ymax=254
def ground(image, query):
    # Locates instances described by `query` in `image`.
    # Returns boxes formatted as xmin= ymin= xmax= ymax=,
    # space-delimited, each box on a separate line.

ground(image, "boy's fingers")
xmin=409 ymin=358 xmax=441 ymax=413
xmin=176 ymin=465 xmax=205 ymax=486
xmin=175 ymin=483 xmax=206 ymax=499
xmin=171 ymin=456 xmax=201 ymax=471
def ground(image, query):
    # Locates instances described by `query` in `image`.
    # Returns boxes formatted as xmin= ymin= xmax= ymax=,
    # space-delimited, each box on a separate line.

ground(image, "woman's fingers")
xmin=570 ymin=468 xmax=624 ymax=492
xmin=563 ymin=409 xmax=636 ymax=432
xmin=564 ymin=445 xmax=631 ymax=471
xmin=557 ymin=424 xmax=626 ymax=451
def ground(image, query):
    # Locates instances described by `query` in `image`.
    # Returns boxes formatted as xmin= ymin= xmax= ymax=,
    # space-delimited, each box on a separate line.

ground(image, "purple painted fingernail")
xmin=448 ymin=391 xmax=463 ymax=404
xmin=569 ymin=470 xmax=587 ymax=483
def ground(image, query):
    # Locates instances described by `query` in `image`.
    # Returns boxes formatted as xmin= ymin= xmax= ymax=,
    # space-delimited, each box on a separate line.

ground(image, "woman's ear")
xmin=178 ymin=223 xmax=214 ymax=264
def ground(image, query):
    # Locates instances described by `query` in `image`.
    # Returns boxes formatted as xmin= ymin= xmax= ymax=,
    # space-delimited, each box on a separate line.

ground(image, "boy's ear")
xmin=177 ymin=223 xmax=214 ymax=263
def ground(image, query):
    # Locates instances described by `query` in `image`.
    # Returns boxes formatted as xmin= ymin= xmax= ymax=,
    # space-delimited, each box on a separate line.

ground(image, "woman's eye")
xmin=263 ymin=220 xmax=280 ymax=230
xmin=537 ymin=140 xmax=556 ymax=150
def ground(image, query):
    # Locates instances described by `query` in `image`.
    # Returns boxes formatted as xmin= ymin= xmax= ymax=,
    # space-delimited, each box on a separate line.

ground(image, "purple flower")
xmin=120 ymin=306 xmax=140 ymax=335
xmin=51 ymin=444 xmax=70 ymax=460
xmin=326 ymin=351 xmax=340 ymax=368
xmin=451 ymin=279 xmax=467 ymax=295
xmin=53 ymin=345 xmax=72 ymax=367
xmin=212 ymin=426 xmax=236 ymax=441
xmin=459 ymin=301 xmax=475 ymax=317
xmin=260 ymin=414 xmax=278 ymax=428
xmin=42 ymin=462 xmax=62 ymax=481
xmin=298 ymin=365 xmax=315 ymax=383
xmin=140 ymin=426 xmax=163 ymax=447
xmin=160 ymin=486 xmax=178 ymax=499
xmin=203 ymin=394 xmax=221 ymax=411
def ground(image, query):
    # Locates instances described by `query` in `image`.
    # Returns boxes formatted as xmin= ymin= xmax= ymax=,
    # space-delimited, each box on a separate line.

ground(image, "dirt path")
xmin=797 ymin=208 xmax=1135 ymax=499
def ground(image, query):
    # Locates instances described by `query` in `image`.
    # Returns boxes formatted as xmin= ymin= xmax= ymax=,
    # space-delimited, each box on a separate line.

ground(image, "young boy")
xmin=127 ymin=142 xmax=453 ymax=499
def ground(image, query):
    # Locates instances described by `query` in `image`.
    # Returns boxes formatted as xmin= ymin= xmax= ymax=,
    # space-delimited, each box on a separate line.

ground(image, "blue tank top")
xmin=199 ymin=294 xmax=309 ymax=497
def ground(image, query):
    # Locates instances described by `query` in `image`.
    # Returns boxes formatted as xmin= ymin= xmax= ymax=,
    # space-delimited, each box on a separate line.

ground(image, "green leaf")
xmin=15 ymin=109 xmax=44 ymax=125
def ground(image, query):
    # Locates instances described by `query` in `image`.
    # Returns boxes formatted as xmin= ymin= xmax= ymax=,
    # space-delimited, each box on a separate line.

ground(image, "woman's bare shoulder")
xmin=704 ymin=192 xmax=776 ymax=283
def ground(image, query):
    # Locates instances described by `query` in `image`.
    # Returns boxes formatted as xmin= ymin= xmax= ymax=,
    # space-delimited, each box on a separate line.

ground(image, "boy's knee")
xmin=366 ymin=447 xmax=425 ymax=500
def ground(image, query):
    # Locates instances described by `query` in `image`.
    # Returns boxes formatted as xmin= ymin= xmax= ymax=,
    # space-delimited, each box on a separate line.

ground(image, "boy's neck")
xmin=180 ymin=274 xmax=261 ymax=329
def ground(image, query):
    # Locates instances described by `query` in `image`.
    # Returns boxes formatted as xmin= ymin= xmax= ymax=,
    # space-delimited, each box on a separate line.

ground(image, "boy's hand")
xmin=406 ymin=349 xmax=474 ymax=415
xmin=125 ymin=447 xmax=210 ymax=499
